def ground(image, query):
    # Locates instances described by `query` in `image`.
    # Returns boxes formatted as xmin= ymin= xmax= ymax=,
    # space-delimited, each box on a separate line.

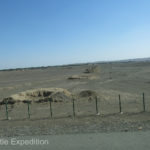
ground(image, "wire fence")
xmin=0 ymin=93 xmax=149 ymax=121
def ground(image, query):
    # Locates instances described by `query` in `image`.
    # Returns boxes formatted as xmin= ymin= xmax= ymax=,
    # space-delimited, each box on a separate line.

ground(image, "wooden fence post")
xmin=95 ymin=96 xmax=98 ymax=114
xmin=5 ymin=101 xmax=8 ymax=120
xmin=119 ymin=94 xmax=122 ymax=113
xmin=72 ymin=99 xmax=75 ymax=118
xmin=27 ymin=101 xmax=30 ymax=119
xmin=142 ymin=93 xmax=146 ymax=112
xmin=49 ymin=98 xmax=53 ymax=118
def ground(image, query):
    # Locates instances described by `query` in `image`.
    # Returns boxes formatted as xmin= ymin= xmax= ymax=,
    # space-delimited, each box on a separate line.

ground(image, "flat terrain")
xmin=1 ymin=61 xmax=150 ymax=99
xmin=0 ymin=61 xmax=150 ymax=137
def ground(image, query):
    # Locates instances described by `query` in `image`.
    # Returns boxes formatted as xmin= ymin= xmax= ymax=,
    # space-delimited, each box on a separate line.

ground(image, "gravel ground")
xmin=0 ymin=112 xmax=150 ymax=137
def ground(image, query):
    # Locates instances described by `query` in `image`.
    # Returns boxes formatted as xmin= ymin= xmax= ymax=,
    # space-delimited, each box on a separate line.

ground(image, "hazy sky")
xmin=0 ymin=0 xmax=150 ymax=69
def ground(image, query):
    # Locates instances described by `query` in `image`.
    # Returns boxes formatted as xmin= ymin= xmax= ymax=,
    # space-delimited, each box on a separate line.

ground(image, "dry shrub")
xmin=84 ymin=65 xmax=99 ymax=73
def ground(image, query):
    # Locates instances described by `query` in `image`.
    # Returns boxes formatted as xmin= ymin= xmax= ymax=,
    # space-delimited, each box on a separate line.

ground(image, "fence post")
xmin=49 ymin=98 xmax=53 ymax=118
xmin=95 ymin=96 xmax=98 ymax=114
xmin=5 ymin=101 xmax=8 ymax=120
xmin=27 ymin=101 xmax=30 ymax=119
xmin=119 ymin=94 xmax=122 ymax=113
xmin=72 ymin=99 xmax=75 ymax=118
xmin=142 ymin=93 xmax=146 ymax=112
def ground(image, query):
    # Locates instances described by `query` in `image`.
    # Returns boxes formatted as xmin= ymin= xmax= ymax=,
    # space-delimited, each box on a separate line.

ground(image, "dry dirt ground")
xmin=0 ymin=61 xmax=150 ymax=137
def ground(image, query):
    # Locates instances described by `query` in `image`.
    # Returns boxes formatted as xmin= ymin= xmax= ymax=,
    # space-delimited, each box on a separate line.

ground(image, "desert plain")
xmin=0 ymin=61 xmax=150 ymax=137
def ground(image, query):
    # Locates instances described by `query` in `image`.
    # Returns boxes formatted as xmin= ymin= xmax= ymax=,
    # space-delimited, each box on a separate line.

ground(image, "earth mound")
xmin=1 ymin=88 xmax=73 ymax=104
xmin=78 ymin=90 xmax=97 ymax=98
xmin=67 ymin=74 xmax=98 ymax=80
xmin=68 ymin=74 xmax=89 ymax=80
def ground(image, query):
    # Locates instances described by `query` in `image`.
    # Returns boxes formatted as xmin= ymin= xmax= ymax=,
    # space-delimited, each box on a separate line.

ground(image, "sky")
xmin=0 ymin=0 xmax=150 ymax=69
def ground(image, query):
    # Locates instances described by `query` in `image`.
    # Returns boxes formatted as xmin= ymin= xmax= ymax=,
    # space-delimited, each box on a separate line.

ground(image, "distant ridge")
xmin=1 ymin=57 xmax=150 ymax=71
xmin=95 ymin=57 xmax=150 ymax=63
xmin=113 ymin=57 xmax=150 ymax=63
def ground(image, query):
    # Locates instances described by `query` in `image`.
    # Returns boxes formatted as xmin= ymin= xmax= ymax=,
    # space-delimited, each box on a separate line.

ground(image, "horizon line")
xmin=0 ymin=57 xmax=150 ymax=71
